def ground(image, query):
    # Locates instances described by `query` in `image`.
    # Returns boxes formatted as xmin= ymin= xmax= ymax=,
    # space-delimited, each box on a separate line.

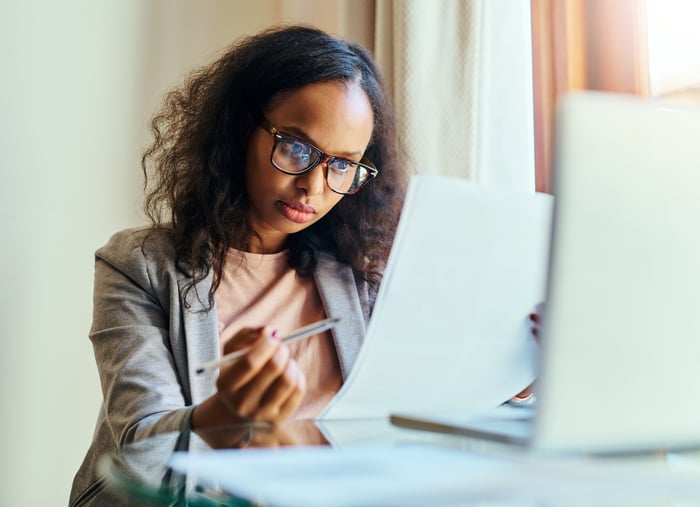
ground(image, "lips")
xmin=276 ymin=200 xmax=317 ymax=224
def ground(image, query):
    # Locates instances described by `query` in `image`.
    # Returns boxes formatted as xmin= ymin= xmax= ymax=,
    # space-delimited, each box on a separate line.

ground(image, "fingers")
xmin=263 ymin=361 xmax=306 ymax=422
xmin=513 ymin=383 xmax=534 ymax=400
xmin=529 ymin=314 xmax=540 ymax=340
xmin=216 ymin=327 xmax=306 ymax=424
xmin=529 ymin=307 xmax=542 ymax=343
xmin=235 ymin=345 xmax=292 ymax=417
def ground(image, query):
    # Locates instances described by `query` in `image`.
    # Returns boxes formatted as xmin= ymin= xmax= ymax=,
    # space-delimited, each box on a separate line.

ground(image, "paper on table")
xmin=169 ymin=445 xmax=513 ymax=507
xmin=168 ymin=445 xmax=700 ymax=507
xmin=319 ymin=174 xmax=553 ymax=420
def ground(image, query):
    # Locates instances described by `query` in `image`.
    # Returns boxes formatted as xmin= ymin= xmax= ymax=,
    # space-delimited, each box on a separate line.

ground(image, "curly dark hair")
xmin=142 ymin=25 xmax=407 ymax=308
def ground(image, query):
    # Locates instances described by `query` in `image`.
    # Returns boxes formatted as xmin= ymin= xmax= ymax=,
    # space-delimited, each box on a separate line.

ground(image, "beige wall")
xmin=2 ymin=3 xmax=148 ymax=505
xmin=0 ymin=1 xmax=370 ymax=504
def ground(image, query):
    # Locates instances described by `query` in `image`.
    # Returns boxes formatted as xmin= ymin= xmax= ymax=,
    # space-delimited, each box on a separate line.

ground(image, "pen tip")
xmin=330 ymin=317 xmax=342 ymax=323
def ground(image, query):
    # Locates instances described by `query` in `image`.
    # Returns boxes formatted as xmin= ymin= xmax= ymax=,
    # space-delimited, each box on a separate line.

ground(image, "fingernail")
xmin=271 ymin=329 xmax=280 ymax=340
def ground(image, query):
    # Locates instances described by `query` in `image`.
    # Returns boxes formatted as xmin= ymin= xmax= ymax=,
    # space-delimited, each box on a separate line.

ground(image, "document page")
xmin=320 ymin=174 xmax=553 ymax=419
xmin=169 ymin=444 xmax=700 ymax=507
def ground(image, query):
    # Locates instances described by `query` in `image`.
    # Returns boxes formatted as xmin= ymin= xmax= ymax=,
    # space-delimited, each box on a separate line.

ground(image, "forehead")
xmin=264 ymin=81 xmax=374 ymax=154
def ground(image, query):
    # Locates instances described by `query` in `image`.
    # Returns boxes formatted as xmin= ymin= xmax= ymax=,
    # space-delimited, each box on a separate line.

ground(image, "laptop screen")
xmin=534 ymin=92 xmax=700 ymax=452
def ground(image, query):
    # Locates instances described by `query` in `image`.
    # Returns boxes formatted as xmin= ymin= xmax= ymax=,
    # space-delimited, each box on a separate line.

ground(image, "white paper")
xmin=320 ymin=174 xmax=553 ymax=419
xmin=169 ymin=445 xmax=512 ymax=507
xmin=169 ymin=445 xmax=700 ymax=507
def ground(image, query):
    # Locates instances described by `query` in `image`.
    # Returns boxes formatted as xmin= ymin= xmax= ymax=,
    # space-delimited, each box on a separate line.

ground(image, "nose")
xmin=295 ymin=161 xmax=327 ymax=196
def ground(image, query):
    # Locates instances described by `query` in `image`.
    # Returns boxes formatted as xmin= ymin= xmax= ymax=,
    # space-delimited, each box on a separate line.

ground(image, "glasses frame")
xmin=258 ymin=116 xmax=378 ymax=195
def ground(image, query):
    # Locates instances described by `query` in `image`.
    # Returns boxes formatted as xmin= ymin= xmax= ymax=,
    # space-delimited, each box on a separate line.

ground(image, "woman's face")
xmin=244 ymin=80 xmax=374 ymax=253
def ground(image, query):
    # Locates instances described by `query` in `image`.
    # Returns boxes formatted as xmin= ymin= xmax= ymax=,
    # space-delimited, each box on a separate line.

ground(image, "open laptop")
xmin=392 ymin=92 xmax=700 ymax=453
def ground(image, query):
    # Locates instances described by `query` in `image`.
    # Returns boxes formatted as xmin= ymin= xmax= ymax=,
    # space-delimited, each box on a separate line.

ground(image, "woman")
xmin=71 ymin=25 xmax=406 ymax=505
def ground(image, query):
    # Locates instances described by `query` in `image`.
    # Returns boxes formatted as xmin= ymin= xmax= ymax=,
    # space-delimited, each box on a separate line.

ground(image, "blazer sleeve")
xmin=90 ymin=228 xmax=194 ymax=447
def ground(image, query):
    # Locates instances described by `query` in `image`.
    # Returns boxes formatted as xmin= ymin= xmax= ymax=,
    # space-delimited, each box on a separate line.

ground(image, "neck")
xmin=246 ymin=234 xmax=288 ymax=254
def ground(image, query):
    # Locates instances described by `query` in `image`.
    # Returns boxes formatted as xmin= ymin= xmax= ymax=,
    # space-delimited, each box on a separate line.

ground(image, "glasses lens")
xmin=273 ymin=135 xmax=320 ymax=174
xmin=327 ymin=159 xmax=370 ymax=194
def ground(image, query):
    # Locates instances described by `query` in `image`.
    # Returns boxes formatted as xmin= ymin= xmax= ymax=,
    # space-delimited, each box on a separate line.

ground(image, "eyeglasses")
xmin=259 ymin=116 xmax=378 ymax=195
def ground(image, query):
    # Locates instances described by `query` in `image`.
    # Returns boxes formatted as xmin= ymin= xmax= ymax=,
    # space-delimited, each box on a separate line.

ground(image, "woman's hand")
xmin=508 ymin=303 xmax=544 ymax=405
xmin=192 ymin=326 xmax=306 ymax=430
xmin=217 ymin=326 xmax=306 ymax=422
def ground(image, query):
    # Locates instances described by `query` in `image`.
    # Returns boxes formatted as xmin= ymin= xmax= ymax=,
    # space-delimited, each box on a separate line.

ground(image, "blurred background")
xmin=1 ymin=0 xmax=698 ymax=504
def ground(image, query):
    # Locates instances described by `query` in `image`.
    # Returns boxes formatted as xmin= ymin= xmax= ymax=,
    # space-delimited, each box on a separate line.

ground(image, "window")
xmin=646 ymin=0 xmax=700 ymax=100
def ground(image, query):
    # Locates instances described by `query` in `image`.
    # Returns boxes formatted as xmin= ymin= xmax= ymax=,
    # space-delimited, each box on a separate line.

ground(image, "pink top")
xmin=214 ymin=248 xmax=342 ymax=419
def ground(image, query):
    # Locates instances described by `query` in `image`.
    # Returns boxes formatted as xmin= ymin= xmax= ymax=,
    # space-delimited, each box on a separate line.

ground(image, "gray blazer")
xmin=70 ymin=227 xmax=374 ymax=506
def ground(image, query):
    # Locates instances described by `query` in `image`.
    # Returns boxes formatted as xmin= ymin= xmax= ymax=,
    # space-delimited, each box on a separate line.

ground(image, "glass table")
xmin=93 ymin=417 xmax=700 ymax=507
xmin=95 ymin=418 xmax=479 ymax=506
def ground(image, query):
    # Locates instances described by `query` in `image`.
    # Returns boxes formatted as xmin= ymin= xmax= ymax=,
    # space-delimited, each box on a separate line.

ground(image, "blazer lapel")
xmin=314 ymin=252 xmax=367 ymax=379
xmin=178 ymin=272 xmax=219 ymax=403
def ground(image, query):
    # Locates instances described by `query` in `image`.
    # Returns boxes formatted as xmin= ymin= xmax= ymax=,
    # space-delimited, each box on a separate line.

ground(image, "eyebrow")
xmin=278 ymin=125 xmax=364 ymax=159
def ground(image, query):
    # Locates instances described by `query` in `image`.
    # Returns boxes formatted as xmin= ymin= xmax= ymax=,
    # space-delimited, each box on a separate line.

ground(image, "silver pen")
xmin=195 ymin=317 xmax=341 ymax=374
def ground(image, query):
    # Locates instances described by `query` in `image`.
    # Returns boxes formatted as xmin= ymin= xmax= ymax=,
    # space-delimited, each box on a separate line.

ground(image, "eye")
xmin=329 ymin=159 xmax=355 ymax=175
xmin=280 ymin=137 xmax=313 ymax=162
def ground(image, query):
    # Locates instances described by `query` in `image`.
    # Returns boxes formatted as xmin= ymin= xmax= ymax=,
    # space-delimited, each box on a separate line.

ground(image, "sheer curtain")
xmin=374 ymin=0 xmax=535 ymax=190
xmin=374 ymin=1 xmax=482 ymax=180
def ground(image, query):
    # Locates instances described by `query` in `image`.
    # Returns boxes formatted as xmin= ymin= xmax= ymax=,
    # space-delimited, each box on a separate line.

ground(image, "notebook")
xmin=392 ymin=92 xmax=700 ymax=453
